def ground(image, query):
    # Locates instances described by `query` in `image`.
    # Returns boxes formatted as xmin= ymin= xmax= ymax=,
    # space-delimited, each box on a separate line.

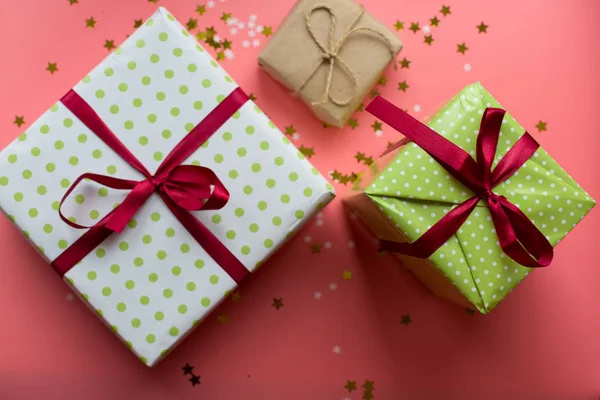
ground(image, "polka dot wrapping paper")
xmin=345 ymin=82 xmax=595 ymax=314
xmin=0 ymin=7 xmax=334 ymax=367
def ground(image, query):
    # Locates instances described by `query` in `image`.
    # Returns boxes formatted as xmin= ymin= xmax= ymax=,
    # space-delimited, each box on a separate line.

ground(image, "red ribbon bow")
xmin=51 ymin=88 xmax=251 ymax=283
xmin=366 ymin=96 xmax=553 ymax=268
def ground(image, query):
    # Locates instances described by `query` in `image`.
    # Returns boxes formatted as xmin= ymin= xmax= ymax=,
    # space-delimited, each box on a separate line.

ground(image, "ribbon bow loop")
xmin=366 ymin=97 xmax=554 ymax=269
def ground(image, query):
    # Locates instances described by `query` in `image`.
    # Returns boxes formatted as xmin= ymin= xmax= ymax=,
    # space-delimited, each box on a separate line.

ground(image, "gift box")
xmin=258 ymin=0 xmax=402 ymax=127
xmin=0 ymin=7 xmax=335 ymax=366
xmin=344 ymin=82 xmax=595 ymax=313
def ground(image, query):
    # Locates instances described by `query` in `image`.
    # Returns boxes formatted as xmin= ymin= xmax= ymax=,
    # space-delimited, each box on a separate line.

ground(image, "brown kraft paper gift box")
xmin=258 ymin=0 xmax=402 ymax=127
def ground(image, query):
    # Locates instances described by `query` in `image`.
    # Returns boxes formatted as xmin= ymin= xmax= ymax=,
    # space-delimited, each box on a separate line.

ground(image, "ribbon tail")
xmin=489 ymin=197 xmax=553 ymax=268
xmin=160 ymin=193 xmax=249 ymax=284
xmin=381 ymin=196 xmax=480 ymax=258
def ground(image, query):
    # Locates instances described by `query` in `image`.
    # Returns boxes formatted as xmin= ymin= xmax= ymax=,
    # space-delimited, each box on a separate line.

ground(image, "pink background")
xmin=0 ymin=0 xmax=599 ymax=399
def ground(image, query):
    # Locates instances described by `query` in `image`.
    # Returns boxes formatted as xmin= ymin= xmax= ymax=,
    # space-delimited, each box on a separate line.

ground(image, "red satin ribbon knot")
xmin=51 ymin=88 xmax=251 ymax=283
xmin=366 ymin=96 xmax=553 ymax=268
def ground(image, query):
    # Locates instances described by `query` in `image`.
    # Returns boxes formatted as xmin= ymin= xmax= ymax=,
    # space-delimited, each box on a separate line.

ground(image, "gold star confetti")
xmin=262 ymin=26 xmax=273 ymax=37
xmin=196 ymin=5 xmax=207 ymax=16
xmin=196 ymin=31 xmax=207 ymax=41
xmin=394 ymin=21 xmax=404 ymax=31
xmin=345 ymin=380 xmax=357 ymax=392
xmin=477 ymin=22 xmax=488 ymax=33
xmin=401 ymin=313 xmax=412 ymax=326
xmin=354 ymin=152 xmax=374 ymax=166
xmin=356 ymin=103 xmax=365 ymax=112
xmin=397 ymin=80 xmax=409 ymax=92
xmin=371 ymin=120 xmax=382 ymax=131
xmin=347 ymin=118 xmax=359 ymax=129
xmin=457 ymin=42 xmax=468 ymax=54
xmin=216 ymin=51 xmax=225 ymax=60
xmin=424 ymin=35 xmax=434 ymax=45
xmin=311 ymin=243 xmax=322 ymax=254
xmin=85 ymin=17 xmax=96 ymax=28
xmin=13 ymin=116 xmax=25 ymax=127
xmin=104 ymin=40 xmax=116 ymax=51
xmin=430 ymin=16 xmax=440 ymax=26
xmin=220 ymin=12 xmax=231 ymax=22
xmin=363 ymin=391 xmax=374 ymax=400
xmin=378 ymin=76 xmax=387 ymax=86
xmin=205 ymin=26 xmax=216 ymax=38
xmin=231 ymin=291 xmax=242 ymax=302
xmin=342 ymin=270 xmax=353 ymax=280
xmin=299 ymin=145 xmax=315 ymax=158
xmin=369 ymin=88 xmax=380 ymax=98
xmin=399 ymin=57 xmax=411 ymax=69
xmin=133 ymin=19 xmax=143 ymax=28
xmin=218 ymin=314 xmax=229 ymax=324
xmin=535 ymin=120 xmax=547 ymax=132
xmin=186 ymin=18 xmax=198 ymax=31
xmin=285 ymin=125 xmax=296 ymax=136
xmin=409 ymin=22 xmax=420 ymax=33
xmin=248 ymin=93 xmax=257 ymax=101
xmin=272 ymin=298 xmax=284 ymax=310
xmin=362 ymin=380 xmax=375 ymax=391
xmin=465 ymin=308 xmax=475 ymax=315
xmin=46 ymin=62 xmax=58 ymax=74
xmin=68 ymin=0 xmax=78 ymax=4
xmin=148 ymin=0 xmax=158 ymax=4
xmin=440 ymin=5 xmax=451 ymax=16
xmin=222 ymin=39 xmax=232 ymax=49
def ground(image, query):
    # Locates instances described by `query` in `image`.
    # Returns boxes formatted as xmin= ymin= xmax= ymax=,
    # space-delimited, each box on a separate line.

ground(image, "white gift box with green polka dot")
xmin=347 ymin=82 xmax=595 ymax=314
xmin=0 ymin=7 xmax=335 ymax=366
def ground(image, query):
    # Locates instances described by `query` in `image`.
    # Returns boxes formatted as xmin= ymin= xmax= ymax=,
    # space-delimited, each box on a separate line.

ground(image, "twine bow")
xmin=293 ymin=5 xmax=398 ymax=107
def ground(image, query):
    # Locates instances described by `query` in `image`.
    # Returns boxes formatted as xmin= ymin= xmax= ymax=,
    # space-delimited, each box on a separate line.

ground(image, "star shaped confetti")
xmin=401 ymin=314 xmax=412 ymax=326
xmin=311 ymin=243 xmax=322 ymax=254
xmin=299 ymin=145 xmax=315 ymax=158
xmin=272 ymin=298 xmax=284 ymax=310
xmin=182 ymin=363 xmax=194 ymax=375
xmin=430 ymin=16 xmax=440 ymax=27
xmin=363 ymin=391 xmax=374 ymax=400
xmin=196 ymin=5 xmax=207 ymax=16
xmin=222 ymin=39 xmax=232 ymax=49
xmin=285 ymin=125 xmax=296 ymax=136
xmin=231 ymin=291 xmax=242 ymax=302
xmin=370 ymin=88 xmax=380 ymax=98
xmin=409 ymin=22 xmax=420 ymax=33
xmin=68 ymin=0 xmax=78 ymax=4
xmin=189 ymin=375 xmax=201 ymax=386
xmin=342 ymin=270 xmax=353 ymax=280
xmin=536 ymin=120 xmax=547 ymax=132
xmin=378 ymin=76 xmax=387 ymax=86
xmin=186 ymin=18 xmax=198 ymax=31
xmin=440 ymin=5 xmax=451 ymax=16
xmin=457 ymin=42 xmax=468 ymax=54
xmin=333 ymin=345 xmax=342 ymax=354
xmin=465 ymin=308 xmax=475 ymax=315
xmin=347 ymin=118 xmax=359 ymax=129
xmin=148 ymin=0 xmax=158 ymax=4
xmin=46 ymin=62 xmax=58 ymax=74
xmin=394 ymin=20 xmax=404 ymax=31
xmin=477 ymin=22 xmax=488 ymax=33
xmin=248 ymin=92 xmax=257 ymax=101
xmin=397 ymin=80 xmax=409 ymax=92
xmin=345 ymin=380 xmax=357 ymax=392
xmin=399 ymin=57 xmax=411 ymax=69
xmin=85 ymin=17 xmax=96 ymax=28
xmin=221 ymin=12 xmax=231 ymax=22
xmin=216 ymin=51 xmax=225 ymax=61
xmin=133 ymin=19 xmax=143 ymax=28
xmin=362 ymin=380 xmax=374 ymax=391
xmin=104 ymin=40 xmax=116 ymax=51
xmin=262 ymin=26 xmax=273 ymax=37
xmin=424 ymin=35 xmax=434 ymax=45
xmin=205 ymin=26 xmax=216 ymax=38
xmin=217 ymin=313 xmax=229 ymax=324
xmin=371 ymin=120 xmax=382 ymax=131
xmin=13 ymin=116 xmax=25 ymax=127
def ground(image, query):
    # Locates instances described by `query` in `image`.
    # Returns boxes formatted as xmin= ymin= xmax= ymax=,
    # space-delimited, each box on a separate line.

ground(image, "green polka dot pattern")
xmin=0 ymin=7 xmax=336 ymax=368
xmin=363 ymin=82 xmax=595 ymax=314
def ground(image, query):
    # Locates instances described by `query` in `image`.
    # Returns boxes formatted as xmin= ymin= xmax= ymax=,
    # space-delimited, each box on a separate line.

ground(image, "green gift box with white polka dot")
xmin=0 ymin=7 xmax=335 ymax=366
xmin=346 ymin=82 xmax=595 ymax=314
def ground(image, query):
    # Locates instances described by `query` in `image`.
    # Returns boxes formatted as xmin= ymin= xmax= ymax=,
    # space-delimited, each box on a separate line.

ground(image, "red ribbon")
xmin=366 ymin=96 xmax=553 ymax=268
xmin=51 ymin=88 xmax=251 ymax=283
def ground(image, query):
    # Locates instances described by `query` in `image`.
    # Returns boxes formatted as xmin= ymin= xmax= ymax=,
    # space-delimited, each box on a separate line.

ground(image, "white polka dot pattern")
xmin=0 ymin=7 xmax=335 ymax=366
xmin=366 ymin=82 xmax=595 ymax=313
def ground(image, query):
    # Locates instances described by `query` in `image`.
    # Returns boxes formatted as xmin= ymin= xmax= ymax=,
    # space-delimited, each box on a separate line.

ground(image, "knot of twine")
xmin=292 ymin=4 xmax=398 ymax=107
